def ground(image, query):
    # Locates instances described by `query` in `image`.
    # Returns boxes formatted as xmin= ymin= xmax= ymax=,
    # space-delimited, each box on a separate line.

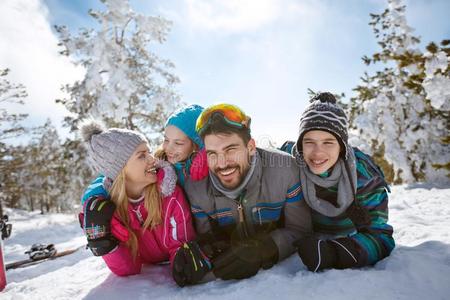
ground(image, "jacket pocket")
xmin=252 ymin=204 xmax=282 ymax=225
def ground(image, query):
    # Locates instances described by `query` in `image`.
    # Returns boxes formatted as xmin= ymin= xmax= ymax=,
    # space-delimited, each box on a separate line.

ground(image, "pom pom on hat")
xmin=81 ymin=121 xmax=104 ymax=143
xmin=312 ymin=92 xmax=337 ymax=104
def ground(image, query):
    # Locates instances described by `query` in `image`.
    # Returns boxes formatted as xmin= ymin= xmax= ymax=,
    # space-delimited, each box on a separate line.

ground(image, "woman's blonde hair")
xmin=109 ymin=169 xmax=162 ymax=258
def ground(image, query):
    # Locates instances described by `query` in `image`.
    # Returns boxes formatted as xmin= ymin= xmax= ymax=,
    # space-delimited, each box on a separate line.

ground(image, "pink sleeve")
xmin=162 ymin=186 xmax=196 ymax=265
xmin=102 ymin=244 xmax=142 ymax=276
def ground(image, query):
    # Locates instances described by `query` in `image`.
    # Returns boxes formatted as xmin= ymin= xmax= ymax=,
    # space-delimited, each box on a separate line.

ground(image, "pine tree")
xmin=57 ymin=138 xmax=93 ymax=212
xmin=349 ymin=0 xmax=449 ymax=183
xmin=54 ymin=0 xmax=180 ymax=141
xmin=0 ymin=144 xmax=25 ymax=216
xmin=0 ymin=68 xmax=29 ymax=215
xmin=0 ymin=68 xmax=28 ymax=141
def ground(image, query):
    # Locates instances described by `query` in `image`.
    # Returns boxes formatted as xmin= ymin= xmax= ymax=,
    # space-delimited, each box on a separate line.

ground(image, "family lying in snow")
xmin=79 ymin=92 xmax=395 ymax=287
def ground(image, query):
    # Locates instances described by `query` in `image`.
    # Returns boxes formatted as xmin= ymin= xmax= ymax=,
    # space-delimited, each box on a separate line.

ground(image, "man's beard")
xmin=214 ymin=153 xmax=252 ymax=189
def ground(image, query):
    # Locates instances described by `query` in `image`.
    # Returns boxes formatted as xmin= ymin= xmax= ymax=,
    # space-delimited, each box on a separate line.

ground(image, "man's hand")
xmin=212 ymin=235 xmax=278 ymax=280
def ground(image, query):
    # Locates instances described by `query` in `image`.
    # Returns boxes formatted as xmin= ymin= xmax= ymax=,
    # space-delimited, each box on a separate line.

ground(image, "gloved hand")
xmin=294 ymin=236 xmax=359 ymax=272
xmin=172 ymin=241 xmax=212 ymax=287
xmin=196 ymin=231 xmax=230 ymax=259
xmin=189 ymin=149 xmax=208 ymax=181
xmin=212 ymin=235 xmax=278 ymax=280
xmin=81 ymin=196 xmax=119 ymax=256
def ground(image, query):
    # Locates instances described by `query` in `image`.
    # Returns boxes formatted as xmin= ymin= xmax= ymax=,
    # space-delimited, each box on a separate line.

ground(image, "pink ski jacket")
xmin=82 ymin=163 xmax=195 ymax=276
xmin=104 ymin=185 xmax=195 ymax=276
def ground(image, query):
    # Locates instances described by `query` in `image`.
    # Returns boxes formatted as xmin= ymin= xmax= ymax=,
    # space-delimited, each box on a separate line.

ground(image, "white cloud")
xmin=0 ymin=0 xmax=83 ymax=142
xmin=185 ymin=0 xmax=283 ymax=32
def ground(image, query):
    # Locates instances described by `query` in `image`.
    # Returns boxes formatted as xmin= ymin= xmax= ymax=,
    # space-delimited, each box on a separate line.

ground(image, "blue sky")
xmin=1 ymin=0 xmax=449 ymax=146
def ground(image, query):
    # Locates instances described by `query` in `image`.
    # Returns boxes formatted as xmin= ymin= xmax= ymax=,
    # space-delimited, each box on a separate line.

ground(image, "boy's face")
xmin=204 ymin=132 xmax=256 ymax=189
xmin=302 ymin=130 xmax=340 ymax=175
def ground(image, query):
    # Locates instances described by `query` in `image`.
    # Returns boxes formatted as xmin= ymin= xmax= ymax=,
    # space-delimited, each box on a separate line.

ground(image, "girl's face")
xmin=301 ymin=130 xmax=341 ymax=175
xmin=124 ymin=143 xmax=158 ymax=195
xmin=163 ymin=125 xmax=196 ymax=164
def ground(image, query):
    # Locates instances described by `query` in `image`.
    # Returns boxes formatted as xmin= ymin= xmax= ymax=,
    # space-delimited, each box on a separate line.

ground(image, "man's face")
xmin=204 ymin=133 xmax=256 ymax=189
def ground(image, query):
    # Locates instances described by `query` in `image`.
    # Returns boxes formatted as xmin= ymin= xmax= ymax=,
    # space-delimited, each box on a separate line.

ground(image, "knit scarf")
xmin=210 ymin=154 xmax=257 ymax=199
xmin=295 ymin=148 xmax=357 ymax=217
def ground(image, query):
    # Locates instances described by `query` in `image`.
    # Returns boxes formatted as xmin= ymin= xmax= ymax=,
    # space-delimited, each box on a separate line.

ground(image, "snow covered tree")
xmin=17 ymin=120 xmax=62 ymax=213
xmin=0 ymin=68 xmax=28 ymax=141
xmin=349 ymin=0 xmax=449 ymax=183
xmin=0 ymin=120 xmax=90 ymax=213
xmin=57 ymin=138 xmax=93 ymax=211
xmin=24 ymin=119 xmax=91 ymax=213
xmin=0 ymin=68 xmax=29 ymax=215
xmin=0 ymin=144 xmax=25 ymax=216
xmin=55 ymin=0 xmax=180 ymax=140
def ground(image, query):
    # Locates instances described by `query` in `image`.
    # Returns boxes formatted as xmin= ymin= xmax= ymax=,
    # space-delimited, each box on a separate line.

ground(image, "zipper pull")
xmin=237 ymin=203 xmax=244 ymax=223
xmin=132 ymin=206 xmax=144 ymax=226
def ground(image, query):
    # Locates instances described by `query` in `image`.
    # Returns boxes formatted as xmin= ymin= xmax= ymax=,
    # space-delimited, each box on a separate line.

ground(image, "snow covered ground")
xmin=2 ymin=184 xmax=450 ymax=300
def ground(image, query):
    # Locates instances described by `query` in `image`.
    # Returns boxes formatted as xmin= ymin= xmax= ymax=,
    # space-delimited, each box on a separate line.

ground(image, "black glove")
xmin=196 ymin=231 xmax=231 ymax=259
xmin=294 ymin=237 xmax=359 ymax=272
xmin=82 ymin=196 xmax=118 ymax=256
xmin=172 ymin=241 xmax=212 ymax=287
xmin=212 ymin=235 xmax=278 ymax=280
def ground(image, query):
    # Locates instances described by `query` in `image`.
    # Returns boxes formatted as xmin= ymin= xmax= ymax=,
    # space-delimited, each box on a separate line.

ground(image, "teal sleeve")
xmin=81 ymin=175 xmax=109 ymax=205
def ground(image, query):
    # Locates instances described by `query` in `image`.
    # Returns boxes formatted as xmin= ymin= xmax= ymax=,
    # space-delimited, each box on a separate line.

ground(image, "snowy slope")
xmin=2 ymin=184 xmax=450 ymax=300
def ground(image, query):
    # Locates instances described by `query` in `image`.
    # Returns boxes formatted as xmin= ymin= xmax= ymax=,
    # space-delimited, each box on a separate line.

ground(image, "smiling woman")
xmin=77 ymin=120 xmax=196 ymax=282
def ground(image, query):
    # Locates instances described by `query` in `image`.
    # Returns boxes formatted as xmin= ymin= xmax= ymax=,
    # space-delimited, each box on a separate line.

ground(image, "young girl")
xmin=286 ymin=92 xmax=395 ymax=272
xmin=79 ymin=121 xmax=195 ymax=277
xmin=156 ymin=104 xmax=208 ymax=186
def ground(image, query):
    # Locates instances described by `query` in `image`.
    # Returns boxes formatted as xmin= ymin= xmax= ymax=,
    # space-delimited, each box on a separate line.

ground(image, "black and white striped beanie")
xmin=80 ymin=121 xmax=147 ymax=181
xmin=295 ymin=92 xmax=349 ymax=159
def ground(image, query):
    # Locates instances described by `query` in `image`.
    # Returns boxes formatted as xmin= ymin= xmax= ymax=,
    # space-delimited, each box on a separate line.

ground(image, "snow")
xmin=2 ymin=184 xmax=450 ymax=299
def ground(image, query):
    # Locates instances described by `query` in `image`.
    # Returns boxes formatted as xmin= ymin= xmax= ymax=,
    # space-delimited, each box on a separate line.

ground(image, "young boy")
xmin=284 ymin=92 xmax=395 ymax=272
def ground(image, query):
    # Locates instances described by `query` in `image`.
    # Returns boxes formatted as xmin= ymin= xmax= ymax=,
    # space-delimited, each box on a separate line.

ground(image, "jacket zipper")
xmin=237 ymin=203 xmax=245 ymax=223
xmin=132 ymin=205 xmax=144 ymax=226
xmin=236 ymin=193 xmax=249 ymax=238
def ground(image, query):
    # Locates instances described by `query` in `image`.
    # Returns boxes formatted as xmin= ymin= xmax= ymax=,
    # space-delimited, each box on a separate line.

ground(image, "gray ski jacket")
xmin=184 ymin=148 xmax=312 ymax=261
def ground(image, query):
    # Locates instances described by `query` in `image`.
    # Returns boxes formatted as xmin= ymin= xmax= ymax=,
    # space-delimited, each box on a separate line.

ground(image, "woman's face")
xmin=301 ymin=130 xmax=341 ymax=175
xmin=163 ymin=125 xmax=196 ymax=164
xmin=124 ymin=143 xmax=158 ymax=192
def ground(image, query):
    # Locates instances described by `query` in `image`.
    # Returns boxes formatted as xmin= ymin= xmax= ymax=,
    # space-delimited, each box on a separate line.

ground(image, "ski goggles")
xmin=196 ymin=103 xmax=251 ymax=135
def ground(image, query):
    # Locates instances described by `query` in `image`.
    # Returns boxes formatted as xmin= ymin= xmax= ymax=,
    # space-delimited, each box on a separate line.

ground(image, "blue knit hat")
xmin=165 ymin=104 xmax=204 ymax=148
